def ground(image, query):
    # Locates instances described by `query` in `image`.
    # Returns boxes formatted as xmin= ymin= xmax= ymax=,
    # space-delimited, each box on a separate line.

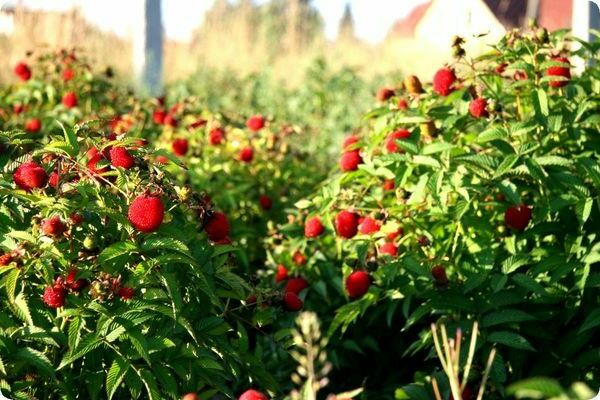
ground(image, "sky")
xmin=12 ymin=0 xmax=430 ymax=44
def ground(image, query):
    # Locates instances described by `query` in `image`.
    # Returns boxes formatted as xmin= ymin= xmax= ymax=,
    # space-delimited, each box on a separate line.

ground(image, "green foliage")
xmin=263 ymin=28 xmax=600 ymax=398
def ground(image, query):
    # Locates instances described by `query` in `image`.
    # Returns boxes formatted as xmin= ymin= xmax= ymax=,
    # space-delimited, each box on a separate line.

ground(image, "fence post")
xmin=132 ymin=0 xmax=163 ymax=95
xmin=572 ymin=0 xmax=600 ymax=73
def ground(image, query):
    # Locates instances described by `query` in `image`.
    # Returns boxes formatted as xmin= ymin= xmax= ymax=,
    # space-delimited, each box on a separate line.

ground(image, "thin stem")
xmin=462 ymin=322 xmax=478 ymax=390
xmin=476 ymin=348 xmax=497 ymax=400
xmin=432 ymin=377 xmax=443 ymax=400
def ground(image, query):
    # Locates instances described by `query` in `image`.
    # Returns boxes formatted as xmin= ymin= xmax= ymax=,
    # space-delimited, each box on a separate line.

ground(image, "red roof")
xmin=388 ymin=1 xmax=431 ymax=38
xmin=538 ymin=0 xmax=572 ymax=30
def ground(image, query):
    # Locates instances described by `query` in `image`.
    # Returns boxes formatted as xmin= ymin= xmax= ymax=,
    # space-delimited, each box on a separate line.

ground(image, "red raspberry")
xmin=153 ymin=109 xmax=166 ymax=124
xmin=504 ymin=204 xmax=532 ymax=231
xmin=42 ymin=285 xmax=66 ymax=308
xmin=14 ymin=62 xmax=31 ymax=81
xmin=62 ymin=69 xmax=74 ymax=81
xmin=41 ymin=215 xmax=67 ymax=238
xmin=293 ymin=251 xmax=307 ymax=266
xmin=164 ymin=114 xmax=178 ymax=127
xmin=433 ymin=67 xmax=456 ymax=96
xmin=62 ymin=91 xmax=78 ymax=108
xmin=13 ymin=103 xmax=24 ymax=114
xmin=275 ymin=264 xmax=288 ymax=283
xmin=546 ymin=56 xmax=571 ymax=88
xmin=0 ymin=253 xmax=14 ymax=266
xmin=285 ymin=277 xmax=309 ymax=295
xmin=259 ymin=195 xmax=272 ymax=210
xmin=69 ymin=213 xmax=84 ymax=225
xmin=359 ymin=216 xmax=381 ymax=235
xmin=86 ymin=148 xmax=109 ymax=175
xmin=13 ymin=161 xmax=48 ymax=191
xmin=379 ymin=242 xmax=398 ymax=257
xmin=48 ymin=171 xmax=59 ymax=188
xmin=65 ymin=269 xmax=88 ymax=292
xmin=383 ymin=179 xmax=395 ymax=191
xmin=172 ymin=138 xmax=189 ymax=156
xmin=109 ymin=147 xmax=135 ymax=169
xmin=182 ymin=393 xmax=199 ymax=400
xmin=376 ymin=87 xmax=395 ymax=102
xmin=386 ymin=129 xmax=411 ymax=153
xmin=239 ymin=389 xmax=269 ymax=400
xmin=239 ymin=146 xmax=254 ymax=163
xmin=397 ymin=99 xmax=408 ymax=110
xmin=204 ymin=212 xmax=230 ymax=242
xmin=117 ymin=287 xmax=135 ymax=300
xmin=209 ymin=127 xmax=225 ymax=145
xmin=335 ymin=210 xmax=359 ymax=239
xmin=469 ymin=98 xmax=489 ymax=118
xmin=25 ymin=118 xmax=41 ymax=133
xmin=246 ymin=115 xmax=266 ymax=132
xmin=431 ymin=265 xmax=449 ymax=285
xmin=282 ymin=291 xmax=303 ymax=311
xmin=386 ymin=227 xmax=403 ymax=241
xmin=345 ymin=271 xmax=371 ymax=299
xmin=339 ymin=150 xmax=362 ymax=172
xmin=342 ymin=135 xmax=359 ymax=151
xmin=304 ymin=216 xmax=324 ymax=238
xmin=128 ymin=195 xmax=165 ymax=233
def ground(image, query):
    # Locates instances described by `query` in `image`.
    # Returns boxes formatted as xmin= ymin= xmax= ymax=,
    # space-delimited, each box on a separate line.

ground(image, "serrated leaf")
xmin=58 ymin=335 xmax=102 ymax=369
xmin=502 ymin=255 xmax=530 ymax=274
xmin=97 ymin=242 xmax=138 ymax=265
xmin=4 ymin=268 xmax=19 ymax=303
xmin=106 ymin=358 xmax=129 ymax=400
xmin=141 ymin=237 xmax=190 ymax=255
xmin=139 ymin=369 xmax=161 ymax=400
xmin=16 ymin=347 xmax=55 ymax=377
xmin=488 ymin=331 xmax=535 ymax=351
xmin=13 ymin=292 xmax=33 ymax=325
xmin=422 ymin=142 xmax=456 ymax=155
xmin=481 ymin=309 xmax=536 ymax=328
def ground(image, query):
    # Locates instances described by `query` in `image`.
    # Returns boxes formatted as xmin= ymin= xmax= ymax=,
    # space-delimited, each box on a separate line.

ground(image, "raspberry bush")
xmin=261 ymin=28 xmax=600 ymax=397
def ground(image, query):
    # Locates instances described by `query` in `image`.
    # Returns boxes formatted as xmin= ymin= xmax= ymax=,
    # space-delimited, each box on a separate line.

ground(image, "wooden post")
xmin=572 ymin=0 xmax=600 ymax=73
xmin=132 ymin=0 xmax=163 ymax=95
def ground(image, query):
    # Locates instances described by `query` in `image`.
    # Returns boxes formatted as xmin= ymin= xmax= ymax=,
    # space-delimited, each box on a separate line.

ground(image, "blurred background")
xmin=0 ymin=0 xmax=575 ymax=86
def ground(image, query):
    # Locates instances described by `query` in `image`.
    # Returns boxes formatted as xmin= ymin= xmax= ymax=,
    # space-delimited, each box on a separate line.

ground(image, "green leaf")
xmin=493 ymin=154 xmax=519 ymax=179
xmin=487 ymin=331 xmax=535 ymax=351
xmin=16 ymin=347 xmax=55 ymax=377
xmin=58 ymin=335 xmax=102 ymax=369
xmin=294 ymin=199 xmax=312 ymax=209
xmin=506 ymin=377 xmax=564 ymax=398
xmin=579 ymin=308 xmax=600 ymax=333
xmin=57 ymin=120 xmax=79 ymax=157
xmin=575 ymin=197 xmax=593 ymax=225
xmin=97 ymin=242 xmax=138 ymax=265
xmin=106 ymin=358 xmax=130 ymax=400
xmin=422 ymin=142 xmax=456 ymax=155
xmin=139 ymin=369 xmax=161 ymax=400
xmin=532 ymin=89 xmax=549 ymax=118
xmin=141 ymin=237 xmax=191 ymax=255
xmin=13 ymin=292 xmax=33 ymax=325
xmin=502 ymin=255 xmax=530 ymax=274
xmin=4 ymin=268 xmax=19 ymax=303
xmin=481 ymin=309 xmax=536 ymax=328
